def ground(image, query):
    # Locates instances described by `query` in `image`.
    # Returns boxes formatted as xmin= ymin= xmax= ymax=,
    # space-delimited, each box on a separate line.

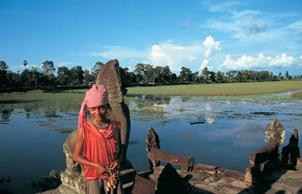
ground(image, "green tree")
xmin=70 ymin=66 xmax=84 ymax=85
xmin=42 ymin=60 xmax=56 ymax=75
xmin=57 ymin=66 xmax=71 ymax=85
xmin=209 ymin=71 xmax=216 ymax=83
xmin=134 ymin=63 xmax=155 ymax=84
xmin=83 ymin=69 xmax=95 ymax=85
xmin=258 ymin=71 xmax=270 ymax=81
xmin=191 ymin=71 xmax=200 ymax=83
xmin=179 ymin=66 xmax=192 ymax=82
xmin=0 ymin=60 xmax=9 ymax=87
xmin=91 ymin=61 xmax=104 ymax=79
xmin=216 ymin=71 xmax=224 ymax=83
xmin=0 ymin=60 xmax=8 ymax=71
xmin=153 ymin=66 xmax=172 ymax=84
xmin=236 ymin=71 xmax=242 ymax=82
xmin=170 ymin=73 xmax=177 ymax=83
xmin=201 ymin=67 xmax=209 ymax=83
xmin=6 ymin=71 xmax=20 ymax=87
xmin=30 ymin=67 xmax=42 ymax=87
xmin=285 ymin=71 xmax=291 ymax=80
xmin=23 ymin=60 xmax=28 ymax=69
xmin=160 ymin=66 xmax=172 ymax=83
xmin=19 ymin=69 xmax=43 ymax=87
xmin=119 ymin=67 xmax=130 ymax=86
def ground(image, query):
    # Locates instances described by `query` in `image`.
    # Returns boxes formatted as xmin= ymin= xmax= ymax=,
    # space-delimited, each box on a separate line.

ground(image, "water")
xmin=0 ymin=91 xmax=302 ymax=193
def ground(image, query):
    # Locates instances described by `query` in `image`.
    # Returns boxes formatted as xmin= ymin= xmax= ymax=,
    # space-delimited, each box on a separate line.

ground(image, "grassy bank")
xmin=127 ymin=80 xmax=302 ymax=96
xmin=0 ymin=90 xmax=85 ymax=111
xmin=292 ymin=91 xmax=302 ymax=99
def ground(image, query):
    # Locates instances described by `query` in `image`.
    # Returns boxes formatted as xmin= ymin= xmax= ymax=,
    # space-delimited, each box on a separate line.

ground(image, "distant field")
xmin=1 ymin=81 xmax=302 ymax=108
xmin=127 ymin=80 xmax=302 ymax=96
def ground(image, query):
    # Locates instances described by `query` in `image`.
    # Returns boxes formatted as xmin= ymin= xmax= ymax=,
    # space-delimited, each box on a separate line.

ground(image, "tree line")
xmin=0 ymin=60 xmax=300 ymax=90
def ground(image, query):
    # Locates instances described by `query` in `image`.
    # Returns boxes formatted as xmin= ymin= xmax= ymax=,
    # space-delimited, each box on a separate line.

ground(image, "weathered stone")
xmin=145 ymin=127 xmax=161 ymax=170
xmin=230 ymin=179 xmax=250 ymax=189
xmin=219 ymin=185 xmax=242 ymax=194
xmin=264 ymin=188 xmax=284 ymax=194
xmin=59 ymin=170 xmax=86 ymax=194
xmin=193 ymin=182 xmax=217 ymax=193
xmin=131 ymin=175 xmax=155 ymax=194
xmin=264 ymin=119 xmax=285 ymax=144
xmin=149 ymin=148 xmax=195 ymax=172
xmin=218 ymin=168 xmax=244 ymax=180
xmin=244 ymin=167 xmax=253 ymax=184
xmin=282 ymin=178 xmax=302 ymax=187
xmin=194 ymin=164 xmax=218 ymax=174
xmin=281 ymin=129 xmax=300 ymax=169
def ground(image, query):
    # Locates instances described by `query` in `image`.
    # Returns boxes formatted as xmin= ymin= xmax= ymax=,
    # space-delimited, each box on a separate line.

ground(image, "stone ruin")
xmin=42 ymin=62 xmax=301 ymax=194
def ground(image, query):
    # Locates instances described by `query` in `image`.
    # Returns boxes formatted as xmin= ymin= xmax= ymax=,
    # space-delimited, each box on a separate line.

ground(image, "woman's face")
xmin=87 ymin=104 xmax=108 ymax=121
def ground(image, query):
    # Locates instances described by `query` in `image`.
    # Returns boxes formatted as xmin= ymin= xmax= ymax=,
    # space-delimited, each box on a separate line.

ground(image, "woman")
xmin=73 ymin=84 xmax=124 ymax=194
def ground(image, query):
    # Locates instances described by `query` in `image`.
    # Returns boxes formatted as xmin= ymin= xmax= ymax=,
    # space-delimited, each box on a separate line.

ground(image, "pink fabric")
xmin=78 ymin=84 xmax=109 ymax=129
xmin=82 ymin=120 xmax=120 ymax=180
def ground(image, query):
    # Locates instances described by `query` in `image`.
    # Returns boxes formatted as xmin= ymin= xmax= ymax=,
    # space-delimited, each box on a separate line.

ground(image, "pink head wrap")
xmin=78 ymin=84 xmax=109 ymax=128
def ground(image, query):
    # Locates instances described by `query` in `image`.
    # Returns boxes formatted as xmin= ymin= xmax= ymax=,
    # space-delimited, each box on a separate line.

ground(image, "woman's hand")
xmin=95 ymin=163 xmax=108 ymax=174
xmin=109 ymin=160 xmax=120 ymax=171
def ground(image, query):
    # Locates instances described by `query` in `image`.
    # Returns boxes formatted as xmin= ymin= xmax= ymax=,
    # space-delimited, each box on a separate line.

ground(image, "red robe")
xmin=81 ymin=120 xmax=120 ymax=180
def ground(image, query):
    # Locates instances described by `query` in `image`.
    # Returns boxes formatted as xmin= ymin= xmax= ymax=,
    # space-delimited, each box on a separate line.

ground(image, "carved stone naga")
xmin=96 ymin=59 xmax=131 ymax=159
xmin=264 ymin=119 xmax=285 ymax=145
xmin=59 ymin=59 xmax=131 ymax=194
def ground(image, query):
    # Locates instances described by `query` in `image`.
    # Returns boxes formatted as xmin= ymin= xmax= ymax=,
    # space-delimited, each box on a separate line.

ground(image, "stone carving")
xmin=244 ymin=119 xmax=286 ymax=185
xmin=264 ymin=119 xmax=285 ymax=145
xmin=59 ymin=131 xmax=87 ymax=194
xmin=96 ymin=59 xmax=131 ymax=159
xmin=244 ymin=141 xmax=279 ymax=185
xmin=145 ymin=127 xmax=194 ymax=173
xmin=145 ymin=128 xmax=160 ymax=170
xmin=58 ymin=59 xmax=131 ymax=194
xmin=281 ymin=129 xmax=300 ymax=169
xmin=145 ymin=128 xmax=160 ymax=152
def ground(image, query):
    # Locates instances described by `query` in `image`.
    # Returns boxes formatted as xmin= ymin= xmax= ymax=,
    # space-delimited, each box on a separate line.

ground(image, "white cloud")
xmin=89 ymin=42 xmax=208 ymax=72
xmin=222 ymin=53 xmax=295 ymax=70
xmin=89 ymin=37 xmax=219 ymax=72
xmin=203 ymin=36 xmax=221 ymax=58
xmin=201 ymin=59 xmax=209 ymax=68
xmin=87 ymin=36 xmax=300 ymax=73
xmin=147 ymin=36 xmax=221 ymax=72
xmin=147 ymin=42 xmax=203 ymax=71
xmin=91 ymin=36 xmax=221 ymax=72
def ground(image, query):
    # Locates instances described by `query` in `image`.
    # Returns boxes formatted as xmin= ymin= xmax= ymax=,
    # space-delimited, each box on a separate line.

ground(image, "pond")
xmin=0 ymin=91 xmax=302 ymax=193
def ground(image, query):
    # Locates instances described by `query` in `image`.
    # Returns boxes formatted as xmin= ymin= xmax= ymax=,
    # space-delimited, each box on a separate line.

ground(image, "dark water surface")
xmin=0 ymin=91 xmax=302 ymax=193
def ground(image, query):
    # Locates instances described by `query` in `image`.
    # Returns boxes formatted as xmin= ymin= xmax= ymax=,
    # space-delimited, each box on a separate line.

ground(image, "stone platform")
xmin=186 ymin=160 xmax=302 ymax=194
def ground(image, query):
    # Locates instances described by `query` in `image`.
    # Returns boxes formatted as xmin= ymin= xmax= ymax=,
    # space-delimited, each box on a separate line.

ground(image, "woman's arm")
xmin=73 ymin=127 xmax=107 ymax=173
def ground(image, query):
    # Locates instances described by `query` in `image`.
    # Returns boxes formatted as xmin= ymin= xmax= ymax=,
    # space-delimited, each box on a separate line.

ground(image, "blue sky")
xmin=1 ymin=0 xmax=302 ymax=74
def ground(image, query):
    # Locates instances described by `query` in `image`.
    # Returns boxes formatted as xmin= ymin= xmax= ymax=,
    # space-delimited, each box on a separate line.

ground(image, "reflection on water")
xmin=0 ymin=109 xmax=13 ymax=122
xmin=0 ymin=91 xmax=302 ymax=193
